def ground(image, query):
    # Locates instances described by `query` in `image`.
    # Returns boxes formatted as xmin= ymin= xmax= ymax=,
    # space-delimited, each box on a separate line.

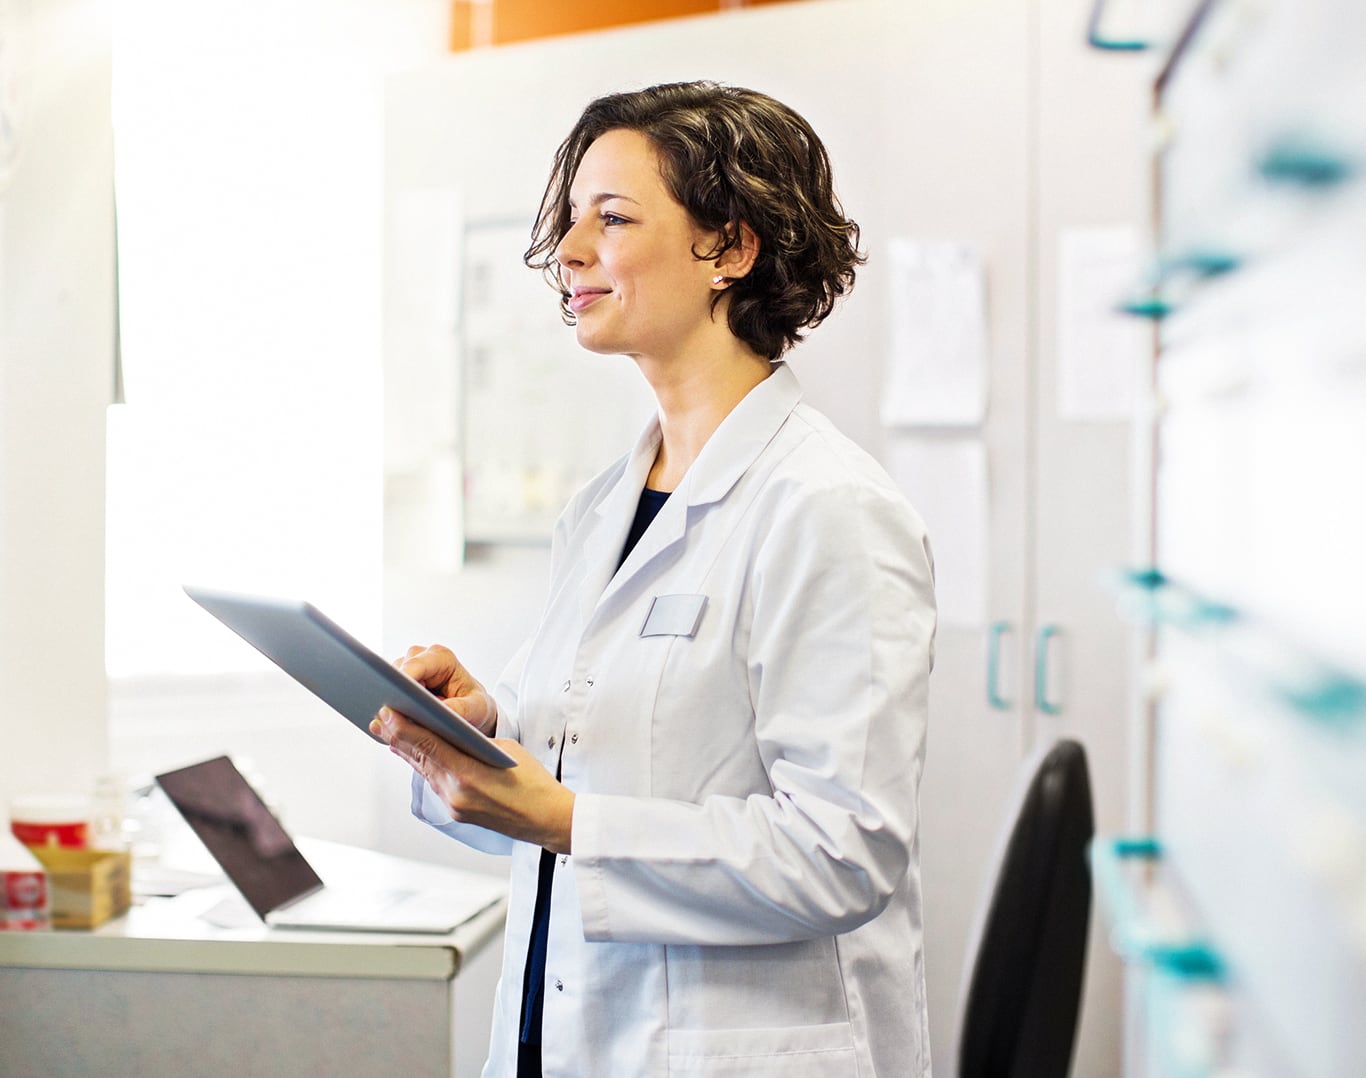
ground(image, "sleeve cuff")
xmin=410 ymin=771 xmax=454 ymax=825
xmin=569 ymin=792 xmax=612 ymax=940
xmin=408 ymin=770 xmax=516 ymax=857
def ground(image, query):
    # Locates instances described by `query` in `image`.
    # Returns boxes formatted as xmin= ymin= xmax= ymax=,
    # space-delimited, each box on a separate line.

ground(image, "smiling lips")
xmin=568 ymin=287 xmax=610 ymax=313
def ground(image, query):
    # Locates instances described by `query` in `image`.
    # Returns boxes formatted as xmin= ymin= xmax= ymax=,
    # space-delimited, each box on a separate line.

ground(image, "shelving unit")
xmin=1093 ymin=2 xmax=1366 ymax=1072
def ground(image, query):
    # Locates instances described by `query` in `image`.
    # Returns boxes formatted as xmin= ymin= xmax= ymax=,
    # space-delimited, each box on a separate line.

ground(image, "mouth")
xmin=568 ymin=287 xmax=610 ymax=314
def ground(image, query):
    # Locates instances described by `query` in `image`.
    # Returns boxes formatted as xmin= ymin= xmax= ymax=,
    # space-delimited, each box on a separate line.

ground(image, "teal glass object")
xmin=1113 ymin=836 xmax=1162 ymax=858
xmin=1091 ymin=836 xmax=1157 ymax=960
xmin=1257 ymin=140 xmax=1353 ymax=187
xmin=1090 ymin=837 xmax=1226 ymax=981
xmin=1149 ymin=943 xmax=1225 ymax=981
xmin=1125 ymin=567 xmax=1169 ymax=591
xmin=1114 ymin=567 xmax=1170 ymax=627
xmin=1190 ymin=600 xmax=1238 ymax=623
xmin=1115 ymin=568 xmax=1235 ymax=629
xmin=987 ymin=620 xmax=1012 ymax=710
xmin=1145 ymin=953 xmax=1231 ymax=1078
xmin=1156 ymin=250 xmax=1242 ymax=281
xmin=1180 ymin=599 xmax=1240 ymax=632
xmin=1275 ymin=670 xmax=1366 ymax=724
xmin=1119 ymin=294 xmax=1175 ymax=319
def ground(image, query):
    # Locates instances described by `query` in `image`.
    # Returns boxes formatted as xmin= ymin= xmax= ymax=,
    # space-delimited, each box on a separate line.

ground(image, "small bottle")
xmin=1 ymin=813 xmax=51 ymax=931
xmin=90 ymin=772 xmax=130 ymax=851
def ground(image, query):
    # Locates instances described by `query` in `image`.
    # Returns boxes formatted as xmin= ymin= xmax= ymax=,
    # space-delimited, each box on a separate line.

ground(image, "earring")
xmin=712 ymin=275 xmax=725 ymax=285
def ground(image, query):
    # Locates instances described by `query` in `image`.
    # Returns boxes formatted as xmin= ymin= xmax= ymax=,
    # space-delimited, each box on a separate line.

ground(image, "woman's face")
xmin=554 ymin=128 xmax=723 ymax=363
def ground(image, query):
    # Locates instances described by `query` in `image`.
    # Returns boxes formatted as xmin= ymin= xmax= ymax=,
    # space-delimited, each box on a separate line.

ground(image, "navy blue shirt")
xmin=518 ymin=486 xmax=672 ymax=1066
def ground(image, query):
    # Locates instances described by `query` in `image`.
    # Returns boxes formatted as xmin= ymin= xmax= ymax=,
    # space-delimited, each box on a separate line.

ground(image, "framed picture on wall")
xmin=460 ymin=218 xmax=654 ymax=544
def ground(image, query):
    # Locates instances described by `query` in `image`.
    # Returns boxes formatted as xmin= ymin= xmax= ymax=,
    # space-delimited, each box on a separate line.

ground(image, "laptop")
xmin=155 ymin=755 xmax=505 ymax=934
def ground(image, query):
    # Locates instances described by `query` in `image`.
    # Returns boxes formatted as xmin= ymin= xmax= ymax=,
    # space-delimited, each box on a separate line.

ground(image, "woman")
xmin=372 ymin=81 xmax=936 ymax=1077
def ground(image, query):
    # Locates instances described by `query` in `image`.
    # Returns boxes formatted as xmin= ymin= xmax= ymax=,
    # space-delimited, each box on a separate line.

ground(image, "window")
xmin=106 ymin=0 xmax=446 ymax=677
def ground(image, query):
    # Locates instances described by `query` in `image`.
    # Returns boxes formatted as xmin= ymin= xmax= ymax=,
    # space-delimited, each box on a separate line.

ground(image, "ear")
xmin=712 ymin=221 xmax=760 ymax=284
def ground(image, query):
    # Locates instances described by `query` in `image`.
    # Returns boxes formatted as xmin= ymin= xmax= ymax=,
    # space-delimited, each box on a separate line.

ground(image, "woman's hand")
xmin=370 ymin=707 xmax=575 ymax=855
xmin=388 ymin=644 xmax=499 ymax=736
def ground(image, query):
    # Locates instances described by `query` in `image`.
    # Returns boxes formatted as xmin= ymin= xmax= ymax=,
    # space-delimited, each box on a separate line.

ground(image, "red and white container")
xmin=1 ymin=817 xmax=50 ymax=931
xmin=9 ymin=794 xmax=90 ymax=849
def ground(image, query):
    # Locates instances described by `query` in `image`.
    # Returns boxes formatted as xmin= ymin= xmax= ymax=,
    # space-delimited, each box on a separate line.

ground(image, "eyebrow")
xmin=567 ymin=192 xmax=640 ymax=209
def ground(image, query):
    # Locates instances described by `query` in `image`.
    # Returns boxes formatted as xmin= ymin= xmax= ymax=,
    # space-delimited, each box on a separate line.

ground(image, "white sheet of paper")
xmin=885 ymin=437 xmax=989 ymax=628
xmin=1056 ymin=225 xmax=1147 ymax=421
xmin=882 ymin=238 xmax=988 ymax=428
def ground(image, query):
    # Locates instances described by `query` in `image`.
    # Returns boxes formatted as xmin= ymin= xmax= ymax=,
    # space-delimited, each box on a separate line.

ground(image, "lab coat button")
xmin=585 ymin=676 xmax=595 ymax=687
xmin=559 ymin=854 xmax=568 ymax=866
xmin=570 ymin=732 xmax=579 ymax=744
xmin=554 ymin=979 xmax=564 ymax=992
xmin=547 ymin=735 xmax=556 ymax=749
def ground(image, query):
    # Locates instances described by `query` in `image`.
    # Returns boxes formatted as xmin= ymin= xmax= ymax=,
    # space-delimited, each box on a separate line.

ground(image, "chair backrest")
xmin=957 ymin=738 xmax=1094 ymax=1078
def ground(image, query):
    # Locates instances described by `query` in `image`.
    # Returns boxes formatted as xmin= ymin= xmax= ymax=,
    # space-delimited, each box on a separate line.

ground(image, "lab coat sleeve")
xmin=573 ymin=478 xmax=936 ymax=946
xmin=407 ymin=631 xmax=533 ymax=856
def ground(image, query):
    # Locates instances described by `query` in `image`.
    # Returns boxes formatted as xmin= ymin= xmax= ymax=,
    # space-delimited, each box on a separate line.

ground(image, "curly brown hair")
xmin=524 ymin=81 xmax=865 ymax=361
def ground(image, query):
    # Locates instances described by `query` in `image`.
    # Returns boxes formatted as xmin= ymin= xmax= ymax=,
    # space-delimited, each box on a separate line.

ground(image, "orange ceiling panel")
xmin=451 ymin=0 xmax=811 ymax=51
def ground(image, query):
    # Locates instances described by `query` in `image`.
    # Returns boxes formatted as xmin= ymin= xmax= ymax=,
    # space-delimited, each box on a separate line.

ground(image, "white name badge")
xmin=640 ymin=594 xmax=707 ymax=638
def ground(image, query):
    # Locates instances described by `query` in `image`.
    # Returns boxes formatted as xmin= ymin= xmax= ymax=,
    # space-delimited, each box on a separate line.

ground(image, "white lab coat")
xmin=414 ymin=362 xmax=936 ymax=1077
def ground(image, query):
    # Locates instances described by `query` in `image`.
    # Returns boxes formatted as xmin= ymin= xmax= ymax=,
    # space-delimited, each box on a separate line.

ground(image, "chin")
xmin=573 ymin=329 xmax=626 ymax=357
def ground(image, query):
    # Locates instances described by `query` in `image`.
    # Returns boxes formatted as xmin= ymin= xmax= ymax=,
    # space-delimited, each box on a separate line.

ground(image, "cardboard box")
xmin=26 ymin=847 xmax=132 ymax=929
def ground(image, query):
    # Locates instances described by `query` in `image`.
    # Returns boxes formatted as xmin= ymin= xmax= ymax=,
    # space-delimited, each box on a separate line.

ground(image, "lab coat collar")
xmin=583 ymin=362 xmax=802 ymax=606
xmin=680 ymin=361 xmax=802 ymax=509
xmin=592 ymin=360 xmax=801 ymax=525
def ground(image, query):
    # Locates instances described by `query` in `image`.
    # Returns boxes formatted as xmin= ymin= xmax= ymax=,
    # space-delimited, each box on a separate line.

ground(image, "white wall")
xmin=0 ymin=0 xmax=113 ymax=807
xmin=103 ymin=0 xmax=451 ymax=851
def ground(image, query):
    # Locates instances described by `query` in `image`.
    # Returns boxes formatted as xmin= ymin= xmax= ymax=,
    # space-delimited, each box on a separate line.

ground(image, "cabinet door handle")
xmin=1085 ymin=0 xmax=1151 ymax=51
xmin=987 ymin=621 xmax=1013 ymax=710
xmin=1035 ymin=624 xmax=1063 ymax=716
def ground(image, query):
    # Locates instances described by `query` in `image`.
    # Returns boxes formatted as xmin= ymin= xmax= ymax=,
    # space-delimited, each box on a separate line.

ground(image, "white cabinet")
xmin=907 ymin=4 xmax=1151 ymax=1074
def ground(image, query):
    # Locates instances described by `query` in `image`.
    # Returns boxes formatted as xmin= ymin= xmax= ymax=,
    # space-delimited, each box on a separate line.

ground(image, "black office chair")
xmin=957 ymin=739 xmax=1094 ymax=1078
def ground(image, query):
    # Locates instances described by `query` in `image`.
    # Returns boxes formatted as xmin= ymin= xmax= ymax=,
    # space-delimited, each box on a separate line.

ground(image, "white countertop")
xmin=0 ymin=838 xmax=508 ymax=981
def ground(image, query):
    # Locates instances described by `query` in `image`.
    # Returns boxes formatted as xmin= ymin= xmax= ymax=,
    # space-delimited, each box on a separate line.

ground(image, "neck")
xmin=637 ymin=339 xmax=773 ymax=492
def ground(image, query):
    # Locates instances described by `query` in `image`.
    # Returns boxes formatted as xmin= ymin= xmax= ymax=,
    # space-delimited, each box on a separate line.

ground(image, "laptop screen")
xmin=156 ymin=755 xmax=322 ymax=919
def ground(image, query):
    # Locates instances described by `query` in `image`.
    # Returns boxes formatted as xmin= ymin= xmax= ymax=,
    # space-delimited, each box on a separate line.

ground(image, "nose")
xmin=554 ymin=215 xmax=589 ymax=271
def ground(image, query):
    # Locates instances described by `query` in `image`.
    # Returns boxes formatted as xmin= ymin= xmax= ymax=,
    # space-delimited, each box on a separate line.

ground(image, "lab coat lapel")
xmin=600 ymin=363 xmax=803 ymax=603
xmin=577 ymin=418 xmax=662 ymax=622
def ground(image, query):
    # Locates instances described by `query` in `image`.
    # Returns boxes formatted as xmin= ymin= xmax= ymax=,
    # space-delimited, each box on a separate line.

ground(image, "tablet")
xmin=184 ymin=585 xmax=516 ymax=769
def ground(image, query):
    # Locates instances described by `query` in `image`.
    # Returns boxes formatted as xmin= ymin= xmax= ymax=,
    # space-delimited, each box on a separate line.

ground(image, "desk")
xmin=0 ymin=840 xmax=507 ymax=1077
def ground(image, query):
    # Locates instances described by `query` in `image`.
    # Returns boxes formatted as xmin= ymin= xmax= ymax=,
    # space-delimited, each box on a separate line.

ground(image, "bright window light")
xmin=106 ymin=0 xmax=445 ymax=676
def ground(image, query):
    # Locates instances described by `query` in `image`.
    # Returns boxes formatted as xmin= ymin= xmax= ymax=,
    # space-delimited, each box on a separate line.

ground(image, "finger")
xmin=395 ymin=651 xmax=446 ymax=689
xmin=445 ymin=691 xmax=497 ymax=734
xmin=370 ymin=705 xmax=403 ymax=742
xmin=395 ymin=646 xmax=426 ymax=672
xmin=383 ymin=710 xmax=462 ymax=783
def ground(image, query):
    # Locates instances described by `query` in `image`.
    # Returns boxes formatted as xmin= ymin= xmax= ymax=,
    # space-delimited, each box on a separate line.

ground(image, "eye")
xmin=601 ymin=212 xmax=628 ymax=226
